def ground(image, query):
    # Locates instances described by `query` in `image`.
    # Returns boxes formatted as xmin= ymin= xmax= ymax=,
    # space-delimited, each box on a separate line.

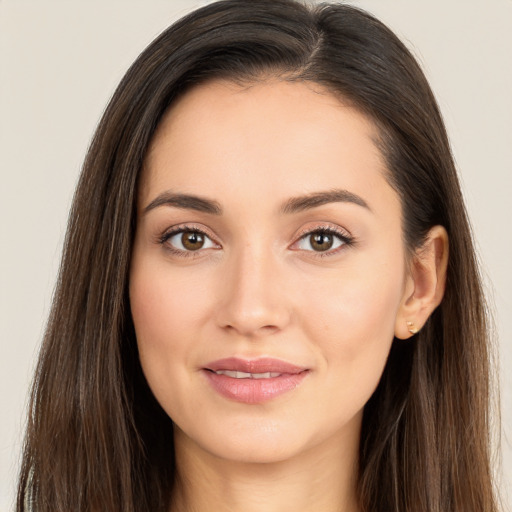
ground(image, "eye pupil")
xmin=182 ymin=231 xmax=205 ymax=251
xmin=311 ymin=232 xmax=333 ymax=251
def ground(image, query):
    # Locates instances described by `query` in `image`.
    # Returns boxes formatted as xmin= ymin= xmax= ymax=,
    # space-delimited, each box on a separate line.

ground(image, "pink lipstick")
xmin=203 ymin=357 xmax=309 ymax=404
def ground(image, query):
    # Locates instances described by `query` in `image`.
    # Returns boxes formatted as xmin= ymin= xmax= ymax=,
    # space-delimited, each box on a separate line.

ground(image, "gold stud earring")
xmin=406 ymin=321 xmax=419 ymax=334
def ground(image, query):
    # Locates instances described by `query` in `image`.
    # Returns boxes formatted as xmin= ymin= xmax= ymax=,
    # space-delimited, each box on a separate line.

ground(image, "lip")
xmin=203 ymin=357 xmax=309 ymax=404
xmin=205 ymin=357 xmax=306 ymax=374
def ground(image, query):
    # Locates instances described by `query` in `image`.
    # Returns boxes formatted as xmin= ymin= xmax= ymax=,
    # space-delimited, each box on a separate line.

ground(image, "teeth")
xmin=214 ymin=370 xmax=282 ymax=379
xmin=252 ymin=372 xmax=271 ymax=379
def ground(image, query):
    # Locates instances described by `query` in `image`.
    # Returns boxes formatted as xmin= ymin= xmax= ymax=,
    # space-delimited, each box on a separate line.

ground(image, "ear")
xmin=394 ymin=225 xmax=449 ymax=340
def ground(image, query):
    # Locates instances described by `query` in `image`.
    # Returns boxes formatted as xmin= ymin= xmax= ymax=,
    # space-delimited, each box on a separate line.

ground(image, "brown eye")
xmin=309 ymin=232 xmax=334 ymax=252
xmin=181 ymin=231 xmax=205 ymax=251
xmin=164 ymin=228 xmax=217 ymax=253
xmin=294 ymin=229 xmax=349 ymax=254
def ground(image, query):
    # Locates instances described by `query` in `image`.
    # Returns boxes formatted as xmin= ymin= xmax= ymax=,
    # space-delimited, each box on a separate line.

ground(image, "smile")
xmin=203 ymin=357 xmax=309 ymax=404
xmin=212 ymin=370 xmax=283 ymax=379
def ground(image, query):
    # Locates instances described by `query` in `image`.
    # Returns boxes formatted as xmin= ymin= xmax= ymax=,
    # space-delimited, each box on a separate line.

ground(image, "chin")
xmin=207 ymin=439 xmax=305 ymax=465
xmin=177 ymin=417 xmax=312 ymax=465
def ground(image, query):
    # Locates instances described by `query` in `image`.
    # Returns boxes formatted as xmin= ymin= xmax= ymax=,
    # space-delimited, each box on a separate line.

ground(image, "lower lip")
xmin=203 ymin=370 xmax=308 ymax=404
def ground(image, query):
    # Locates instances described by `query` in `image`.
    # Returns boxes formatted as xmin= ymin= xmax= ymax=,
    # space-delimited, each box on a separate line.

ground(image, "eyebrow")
xmin=279 ymin=189 xmax=371 ymax=214
xmin=143 ymin=192 xmax=222 ymax=215
xmin=143 ymin=188 xmax=370 ymax=216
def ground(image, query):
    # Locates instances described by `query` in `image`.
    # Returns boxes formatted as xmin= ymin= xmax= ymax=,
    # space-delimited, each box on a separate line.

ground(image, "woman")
xmin=16 ymin=1 xmax=499 ymax=511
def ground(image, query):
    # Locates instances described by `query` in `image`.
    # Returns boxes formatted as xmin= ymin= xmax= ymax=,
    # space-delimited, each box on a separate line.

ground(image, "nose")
xmin=215 ymin=243 xmax=291 ymax=338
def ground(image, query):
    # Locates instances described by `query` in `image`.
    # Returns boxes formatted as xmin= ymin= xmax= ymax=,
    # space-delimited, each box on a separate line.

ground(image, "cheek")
xmin=129 ymin=260 xmax=214 ymax=403
xmin=303 ymin=259 xmax=403 ymax=340
xmin=300 ymin=256 xmax=404 ymax=396
xmin=130 ymin=257 xmax=214 ymax=341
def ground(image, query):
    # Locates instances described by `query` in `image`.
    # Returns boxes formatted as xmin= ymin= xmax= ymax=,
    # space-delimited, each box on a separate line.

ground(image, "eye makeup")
xmin=157 ymin=223 xmax=219 ymax=259
xmin=156 ymin=221 xmax=355 ymax=260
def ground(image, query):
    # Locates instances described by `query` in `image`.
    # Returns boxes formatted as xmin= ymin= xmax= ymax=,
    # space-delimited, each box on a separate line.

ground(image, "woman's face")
xmin=130 ymin=79 xmax=411 ymax=464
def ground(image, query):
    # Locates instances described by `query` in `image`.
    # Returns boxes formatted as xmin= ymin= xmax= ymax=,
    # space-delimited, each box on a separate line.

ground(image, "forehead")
xmin=140 ymin=79 xmax=395 ymax=213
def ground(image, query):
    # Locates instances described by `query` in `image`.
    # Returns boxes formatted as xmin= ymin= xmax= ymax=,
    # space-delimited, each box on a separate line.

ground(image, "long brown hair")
xmin=17 ymin=1 xmax=499 ymax=511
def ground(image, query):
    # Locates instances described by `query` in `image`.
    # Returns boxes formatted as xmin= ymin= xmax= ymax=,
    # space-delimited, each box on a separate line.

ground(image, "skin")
xmin=130 ymin=79 xmax=448 ymax=512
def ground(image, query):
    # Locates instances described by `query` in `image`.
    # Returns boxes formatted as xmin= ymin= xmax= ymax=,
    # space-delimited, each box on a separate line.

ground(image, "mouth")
xmin=210 ymin=370 xmax=284 ymax=379
xmin=203 ymin=357 xmax=309 ymax=404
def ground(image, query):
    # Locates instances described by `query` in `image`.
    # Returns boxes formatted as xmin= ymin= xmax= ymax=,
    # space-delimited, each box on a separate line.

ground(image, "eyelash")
xmin=158 ymin=224 xmax=354 ymax=259
xmin=158 ymin=224 xmax=216 ymax=259
xmin=293 ymin=226 xmax=354 ymax=258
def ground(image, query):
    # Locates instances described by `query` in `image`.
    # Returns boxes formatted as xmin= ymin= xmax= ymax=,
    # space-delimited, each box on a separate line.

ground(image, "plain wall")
xmin=1 ymin=1 xmax=510 ymax=510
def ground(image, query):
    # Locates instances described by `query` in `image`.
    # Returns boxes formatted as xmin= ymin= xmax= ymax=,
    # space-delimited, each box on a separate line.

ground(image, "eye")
xmin=161 ymin=227 xmax=218 ymax=254
xmin=294 ymin=228 xmax=353 ymax=254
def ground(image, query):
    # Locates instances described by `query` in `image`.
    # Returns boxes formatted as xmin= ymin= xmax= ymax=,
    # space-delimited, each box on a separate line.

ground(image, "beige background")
xmin=1 ymin=1 xmax=510 ymax=510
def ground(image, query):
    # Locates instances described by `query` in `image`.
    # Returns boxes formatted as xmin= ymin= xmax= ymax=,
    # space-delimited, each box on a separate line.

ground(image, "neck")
xmin=170 ymin=427 xmax=361 ymax=512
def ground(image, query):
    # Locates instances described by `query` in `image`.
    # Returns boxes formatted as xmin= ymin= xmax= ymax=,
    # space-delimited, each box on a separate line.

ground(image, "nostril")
xmin=259 ymin=325 xmax=279 ymax=334
xmin=221 ymin=323 xmax=280 ymax=337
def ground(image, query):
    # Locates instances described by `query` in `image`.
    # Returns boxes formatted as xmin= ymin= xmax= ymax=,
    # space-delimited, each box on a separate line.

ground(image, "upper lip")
xmin=205 ymin=357 xmax=307 ymax=374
